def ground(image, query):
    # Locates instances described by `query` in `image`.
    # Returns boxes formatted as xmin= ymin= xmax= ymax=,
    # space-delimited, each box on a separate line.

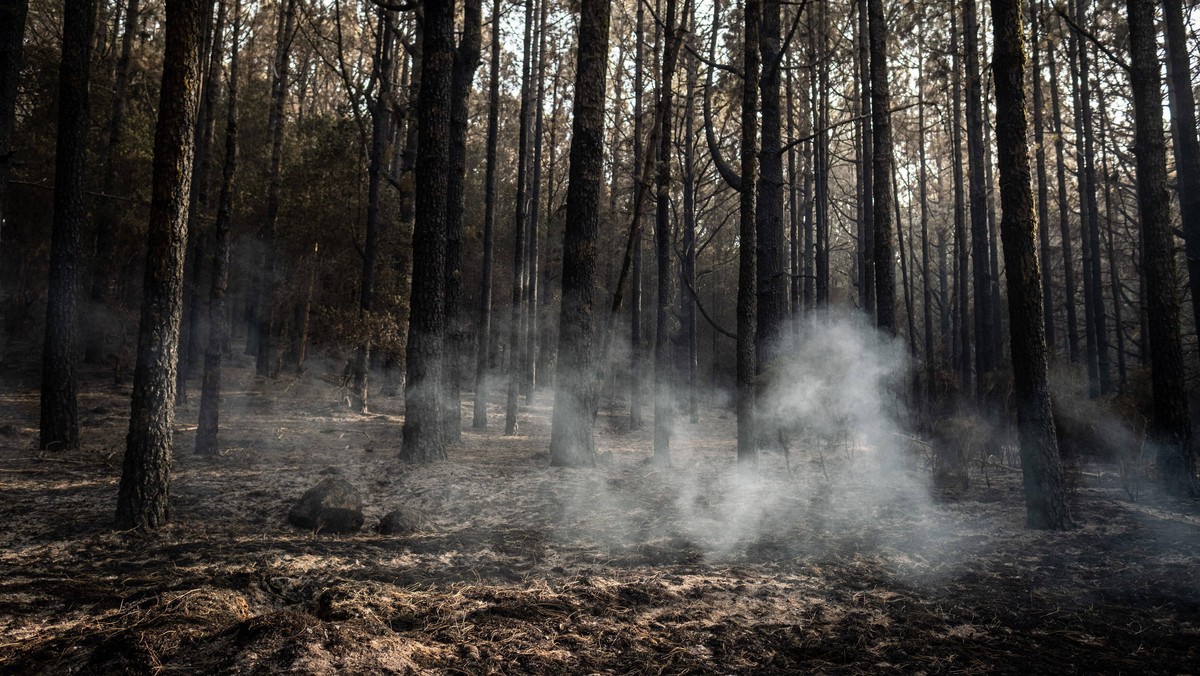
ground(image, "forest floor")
xmin=0 ymin=356 xmax=1198 ymax=674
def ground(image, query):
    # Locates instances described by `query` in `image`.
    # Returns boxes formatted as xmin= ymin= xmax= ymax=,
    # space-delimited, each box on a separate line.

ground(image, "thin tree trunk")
xmin=738 ymin=0 xmax=761 ymax=468
xmin=990 ymin=0 xmax=1070 ymax=529
xmin=473 ymin=0 xmax=503 ymax=429
xmin=869 ymin=0 xmax=895 ymax=334
xmin=1048 ymin=40 xmax=1079 ymax=363
xmin=965 ymin=0 xmax=994 ymax=394
xmin=630 ymin=0 xmax=645 ymax=430
xmin=524 ymin=0 xmax=548 ymax=401
xmin=683 ymin=7 xmax=699 ymax=424
xmin=1068 ymin=1 xmax=1099 ymax=395
xmin=1163 ymin=0 xmax=1200 ymax=350
xmin=400 ymin=0 xmax=454 ymax=463
xmin=116 ymin=0 xmax=206 ymax=528
xmin=444 ymin=0 xmax=482 ymax=440
xmin=549 ymin=0 xmax=610 ymax=468
xmin=39 ymin=0 xmax=97 ymax=453
xmin=952 ymin=0 xmax=971 ymax=395
xmin=505 ymin=0 xmax=535 ymax=436
xmin=757 ymin=0 xmax=787 ymax=359
xmin=0 ymin=0 xmax=27 ymax=245
xmin=653 ymin=0 xmax=682 ymax=465
xmin=196 ymin=0 xmax=240 ymax=457
xmin=1125 ymin=0 xmax=1198 ymax=497
xmin=858 ymin=0 xmax=874 ymax=316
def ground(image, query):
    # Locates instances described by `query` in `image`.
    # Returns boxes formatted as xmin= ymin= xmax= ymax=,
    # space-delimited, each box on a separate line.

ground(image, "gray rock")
xmin=376 ymin=507 xmax=427 ymax=535
xmin=288 ymin=478 xmax=364 ymax=533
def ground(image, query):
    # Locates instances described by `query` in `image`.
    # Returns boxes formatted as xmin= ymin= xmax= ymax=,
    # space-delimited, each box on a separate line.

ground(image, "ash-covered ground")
xmin=0 ymin=358 xmax=1197 ymax=674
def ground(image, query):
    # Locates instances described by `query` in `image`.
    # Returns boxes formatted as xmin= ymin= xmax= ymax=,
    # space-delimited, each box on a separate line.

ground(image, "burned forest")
xmin=2 ymin=0 xmax=1200 ymax=671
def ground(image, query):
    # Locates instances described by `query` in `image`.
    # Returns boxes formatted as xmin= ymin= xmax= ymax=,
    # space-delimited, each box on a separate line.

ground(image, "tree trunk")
xmin=255 ymin=0 xmax=297 ymax=377
xmin=39 ymin=0 xmax=97 ymax=453
xmin=683 ymin=10 xmax=699 ymax=424
xmin=951 ymin=1 xmax=971 ymax=394
xmin=472 ymin=0 xmax=503 ymax=429
xmin=444 ymin=0 xmax=482 ymax=440
xmin=653 ymin=0 xmax=680 ymax=466
xmin=525 ymin=0 xmax=548 ymax=401
xmin=738 ymin=0 xmax=760 ymax=468
xmin=196 ymin=0 xmax=241 ymax=457
xmin=115 ymin=0 xmax=206 ymax=528
xmin=1030 ymin=0 xmax=1055 ymax=353
xmin=868 ymin=0 xmax=895 ymax=334
xmin=1163 ymin=0 xmax=1200 ymax=351
xmin=505 ymin=0 xmax=535 ymax=435
xmin=400 ymin=0 xmax=454 ymax=463
xmin=178 ymin=0 xmax=226 ymax=405
xmin=351 ymin=9 xmax=396 ymax=414
xmin=549 ymin=0 xmax=610 ymax=468
xmin=990 ymin=0 xmax=1071 ymax=529
xmin=630 ymin=0 xmax=645 ymax=430
xmin=1125 ymin=0 xmax=1198 ymax=497
xmin=857 ymin=0 xmax=874 ymax=316
xmin=757 ymin=0 xmax=787 ymax=360
xmin=965 ymin=0 xmax=994 ymax=395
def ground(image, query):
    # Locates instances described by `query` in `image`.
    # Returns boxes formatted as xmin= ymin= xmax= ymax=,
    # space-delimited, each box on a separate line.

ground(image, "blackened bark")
xmin=868 ymin=0 xmax=895 ymax=334
xmin=473 ymin=0 xmax=503 ymax=429
xmin=683 ymin=15 xmax=698 ymax=425
xmin=400 ymin=0 xmax=454 ymax=463
xmin=549 ymin=0 xmax=610 ymax=468
xmin=39 ymin=0 xmax=97 ymax=453
xmin=196 ymin=0 xmax=240 ymax=457
xmin=1163 ymin=0 xmax=1200 ymax=350
xmin=630 ymin=0 xmax=645 ymax=430
xmin=1125 ymin=0 xmax=1198 ymax=497
xmin=653 ymin=0 xmax=680 ymax=466
xmin=738 ymin=0 xmax=760 ymax=469
xmin=857 ymin=0 xmax=874 ymax=316
xmin=525 ymin=0 xmax=547 ymax=400
xmin=116 ymin=0 xmax=206 ymax=528
xmin=444 ymin=0 xmax=481 ymax=441
xmin=1067 ymin=5 xmax=1099 ymax=395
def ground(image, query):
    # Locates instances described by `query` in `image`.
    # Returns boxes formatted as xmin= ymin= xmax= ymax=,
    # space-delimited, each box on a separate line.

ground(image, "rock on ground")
xmin=288 ymin=478 xmax=364 ymax=533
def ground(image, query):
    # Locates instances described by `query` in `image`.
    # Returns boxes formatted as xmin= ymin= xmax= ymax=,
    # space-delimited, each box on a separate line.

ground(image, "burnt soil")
xmin=0 ymin=359 xmax=1197 ymax=674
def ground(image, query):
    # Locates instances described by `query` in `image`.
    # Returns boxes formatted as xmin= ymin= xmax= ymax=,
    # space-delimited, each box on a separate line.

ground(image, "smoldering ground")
xmin=0 ymin=317 xmax=1198 ymax=672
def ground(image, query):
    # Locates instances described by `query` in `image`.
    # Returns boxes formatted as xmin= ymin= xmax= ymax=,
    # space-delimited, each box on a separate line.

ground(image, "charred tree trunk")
xmin=115 ymin=0 xmax=206 ymax=528
xmin=549 ymin=0 xmax=610 ymax=468
xmin=653 ymin=0 xmax=680 ymax=466
xmin=682 ymin=13 xmax=699 ymax=424
xmin=757 ymin=0 xmax=787 ymax=360
xmin=868 ymin=0 xmax=895 ymax=334
xmin=39 ymin=0 xmax=97 ymax=453
xmin=1163 ymin=0 xmax=1200 ymax=348
xmin=738 ymin=0 xmax=760 ymax=468
xmin=473 ymin=0 xmax=503 ymax=429
xmin=1125 ymin=0 xmax=1198 ymax=497
xmin=444 ymin=0 xmax=482 ymax=440
xmin=990 ymin=0 xmax=1070 ymax=529
xmin=630 ymin=0 xmax=645 ymax=430
xmin=857 ymin=0 xmax=874 ymax=316
xmin=524 ymin=0 xmax=548 ymax=401
xmin=400 ymin=0 xmax=454 ymax=463
xmin=196 ymin=0 xmax=241 ymax=457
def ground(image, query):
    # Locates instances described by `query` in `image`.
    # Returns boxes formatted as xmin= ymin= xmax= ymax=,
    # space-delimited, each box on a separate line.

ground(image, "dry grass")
xmin=0 ymin=358 xmax=1198 ymax=673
